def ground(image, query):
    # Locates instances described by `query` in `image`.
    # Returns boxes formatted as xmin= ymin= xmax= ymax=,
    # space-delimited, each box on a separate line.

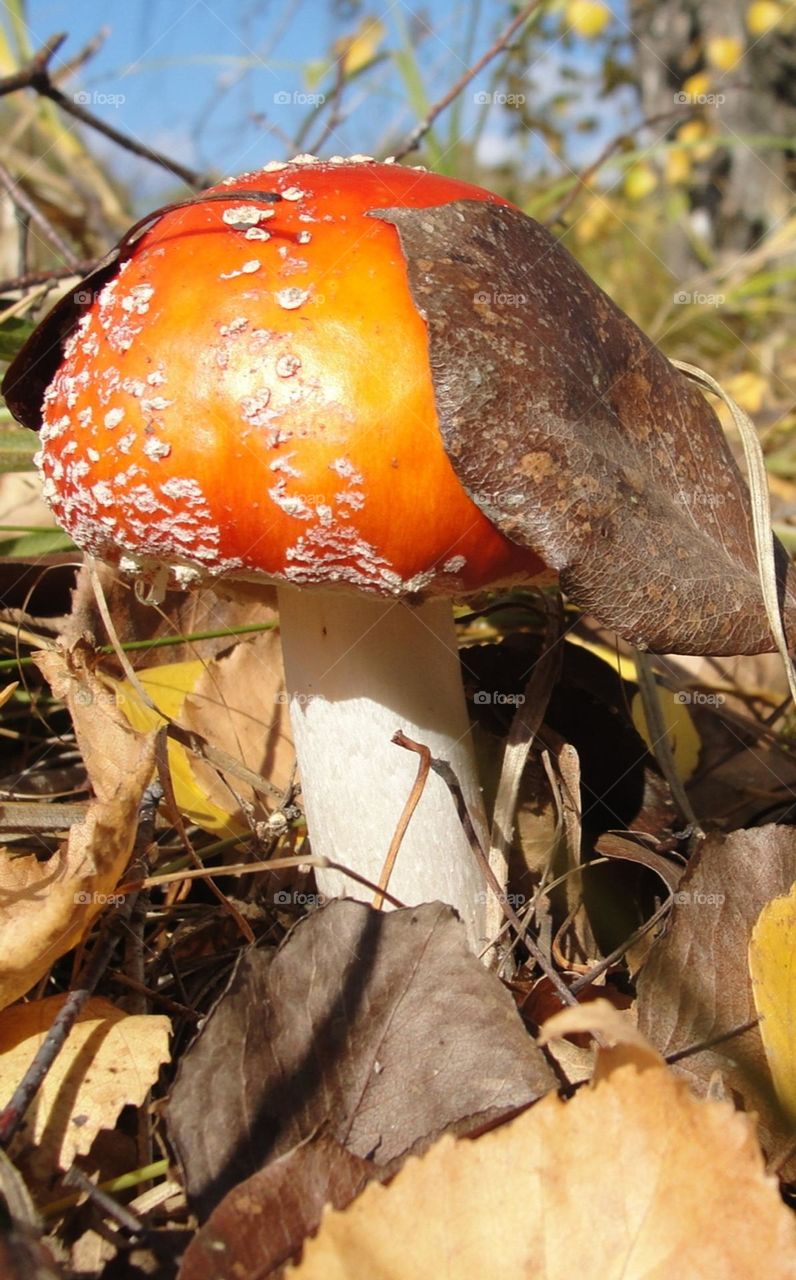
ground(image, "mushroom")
xmin=4 ymin=158 xmax=549 ymax=949
xmin=7 ymin=155 xmax=795 ymax=954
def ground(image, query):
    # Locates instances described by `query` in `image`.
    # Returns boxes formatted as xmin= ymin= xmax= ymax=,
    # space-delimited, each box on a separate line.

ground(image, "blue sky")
xmin=16 ymin=1 xmax=633 ymax=203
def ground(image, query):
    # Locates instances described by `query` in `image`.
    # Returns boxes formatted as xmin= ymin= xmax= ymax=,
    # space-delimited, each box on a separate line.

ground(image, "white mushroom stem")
xmin=276 ymin=585 xmax=489 ymax=948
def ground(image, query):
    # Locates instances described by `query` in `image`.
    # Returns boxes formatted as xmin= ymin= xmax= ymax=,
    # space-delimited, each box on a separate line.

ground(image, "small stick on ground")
xmin=395 ymin=731 xmax=577 ymax=1007
xmin=373 ymin=731 xmax=431 ymax=909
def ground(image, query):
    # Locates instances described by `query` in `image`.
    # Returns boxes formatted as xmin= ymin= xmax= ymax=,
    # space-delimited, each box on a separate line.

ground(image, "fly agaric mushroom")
xmin=4 ymin=158 xmax=551 ymax=949
xmin=6 ymin=156 xmax=796 ymax=951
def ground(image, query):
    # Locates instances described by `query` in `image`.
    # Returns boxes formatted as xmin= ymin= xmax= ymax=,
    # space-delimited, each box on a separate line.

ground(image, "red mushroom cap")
xmin=36 ymin=157 xmax=549 ymax=596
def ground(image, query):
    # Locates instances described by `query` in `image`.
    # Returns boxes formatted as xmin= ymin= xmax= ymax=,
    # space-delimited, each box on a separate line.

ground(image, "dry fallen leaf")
xmin=0 ymin=648 xmax=155 ymax=1010
xmin=0 ymin=994 xmax=170 ymax=1179
xmin=178 ymin=1134 xmax=373 ymax=1280
xmin=182 ymin=631 xmax=293 ymax=826
xmin=167 ymin=900 xmax=556 ymax=1218
xmin=749 ymin=880 xmax=796 ymax=1126
xmin=636 ymin=824 xmax=796 ymax=1171
xmin=290 ymin=1056 xmax=796 ymax=1279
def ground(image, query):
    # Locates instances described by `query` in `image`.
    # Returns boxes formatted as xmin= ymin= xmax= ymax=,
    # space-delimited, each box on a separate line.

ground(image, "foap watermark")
xmin=673 ymin=290 xmax=725 ymax=308
xmin=473 ymin=690 xmax=526 ymax=707
xmin=74 ymin=890 xmax=127 ymax=907
xmin=674 ymin=90 xmax=725 ymax=108
xmin=474 ymin=90 xmax=526 ymax=107
xmin=273 ymin=890 xmax=324 ymax=907
xmin=674 ymin=690 xmax=725 ymax=708
xmin=273 ymin=90 xmax=326 ymax=106
xmin=475 ymin=890 xmax=528 ymax=907
xmin=474 ymin=290 xmax=528 ymax=308
xmin=73 ymin=688 xmax=119 ymax=708
xmin=672 ymin=889 xmax=725 ymax=906
xmin=74 ymin=89 xmax=126 ymax=109
xmin=675 ymin=490 xmax=727 ymax=508
xmin=275 ymin=691 xmax=317 ymax=706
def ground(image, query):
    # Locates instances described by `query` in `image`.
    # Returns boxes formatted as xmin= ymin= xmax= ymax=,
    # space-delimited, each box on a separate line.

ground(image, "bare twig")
xmin=0 ymin=263 xmax=94 ymax=294
xmin=544 ymin=109 xmax=684 ymax=227
xmin=392 ymin=0 xmax=545 ymax=160
xmin=0 ymin=32 xmax=67 ymax=96
xmin=395 ymin=731 xmax=577 ymax=1007
xmin=0 ymin=158 xmax=81 ymax=271
xmin=373 ymin=731 xmax=431 ymax=909
xmin=487 ymin=593 xmax=564 ymax=942
xmin=664 ymin=1017 xmax=760 ymax=1065
xmin=0 ymin=30 xmax=208 ymax=190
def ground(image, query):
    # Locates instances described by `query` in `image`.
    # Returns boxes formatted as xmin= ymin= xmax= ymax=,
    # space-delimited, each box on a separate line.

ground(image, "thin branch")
xmin=373 ymin=731 xmax=431 ymax=909
xmin=0 ymin=30 xmax=208 ymax=190
xmin=544 ymin=108 xmax=685 ymax=227
xmin=395 ymin=731 xmax=577 ymax=1007
xmin=0 ymin=158 xmax=81 ymax=271
xmin=392 ymin=0 xmax=545 ymax=161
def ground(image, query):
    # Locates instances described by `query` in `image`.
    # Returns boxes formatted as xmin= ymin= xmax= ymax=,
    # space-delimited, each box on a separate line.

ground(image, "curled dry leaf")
xmin=636 ymin=825 xmax=796 ymax=1171
xmin=290 ymin=1059 xmax=796 ymax=1279
xmin=540 ymin=995 xmax=659 ymax=1068
xmin=0 ymin=648 xmax=155 ymax=1009
xmin=375 ymin=200 xmax=796 ymax=655
xmin=0 ymin=994 xmax=170 ymax=1180
xmin=166 ymin=900 xmax=556 ymax=1218
xmin=749 ymin=881 xmax=796 ymax=1126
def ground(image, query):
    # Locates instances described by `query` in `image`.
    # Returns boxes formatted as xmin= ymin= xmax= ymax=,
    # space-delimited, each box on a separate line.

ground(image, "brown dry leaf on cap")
xmin=166 ymin=900 xmax=556 ymax=1219
xmin=177 ymin=1134 xmax=373 ymax=1280
xmin=0 ymin=648 xmax=155 ymax=1009
xmin=0 ymin=994 xmax=170 ymax=1182
xmin=375 ymin=200 xmax=796 ymax=656
xmin=288 ymin=1031 xmax=796 ymax=1279
xmin=636 ymin=825 xmax=796 ymax=1173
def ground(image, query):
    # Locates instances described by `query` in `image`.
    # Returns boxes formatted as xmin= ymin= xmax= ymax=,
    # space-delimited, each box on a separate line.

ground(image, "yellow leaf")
xmin=623 ymin=163 xmax=658 ymax=201
xmin=749 ymin=881 xmax=796 ymax=1125
xmin=0 ymin=681 xmax=17 ymax=710
xmin=290 ymin=1059 xmax=796 ymax=1277
xmin=724 ymin=370 xmax=768 ymax=414
xmin=631 ymin=687 xmax=701 ymax=782
xmin=571 ymin=199 xmax=613 ymax=245
xmin=665 ymin=146 xmax=693 ymax=185
xmin=706 ymin=35 xmax=744 ymax=69
xmin=113 ymin=660 xmax=246 ymax=834
xmin=564 ymin=0 xmax=612 ymax=38
xmin=682 ymin=70 xmax=712 ymax=98
xmin=746 ymin=1 xmax=785 ymax=36
xmin=333 ymin=16 xmax=385 ymax=77
xmin=113 ymin=634 xmax=293 ymax=835
xmin=0 ymin=995 xmax=170 ymax=1179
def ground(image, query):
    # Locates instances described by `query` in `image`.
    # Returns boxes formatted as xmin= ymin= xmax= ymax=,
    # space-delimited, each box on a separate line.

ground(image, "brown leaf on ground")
xmin=635 ymin=825 xmax=796 ymax=1172
xmin=166 ymin=900 xmax=556 ymax=1218
xmin=0 ymin=648 xmax=155 ymax=1009
xmin=178 ymin=1134 xmax=374 ymax=1280
xmin=289 ymin=1057 xmax=796 ymax=1280
xmin=0 ymin=995 xmax=170 ymax=1182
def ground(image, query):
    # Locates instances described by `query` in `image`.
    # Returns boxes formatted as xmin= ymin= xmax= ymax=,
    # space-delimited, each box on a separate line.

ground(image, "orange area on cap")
xmin=39 ymin=159 xmax=548 ymax=596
